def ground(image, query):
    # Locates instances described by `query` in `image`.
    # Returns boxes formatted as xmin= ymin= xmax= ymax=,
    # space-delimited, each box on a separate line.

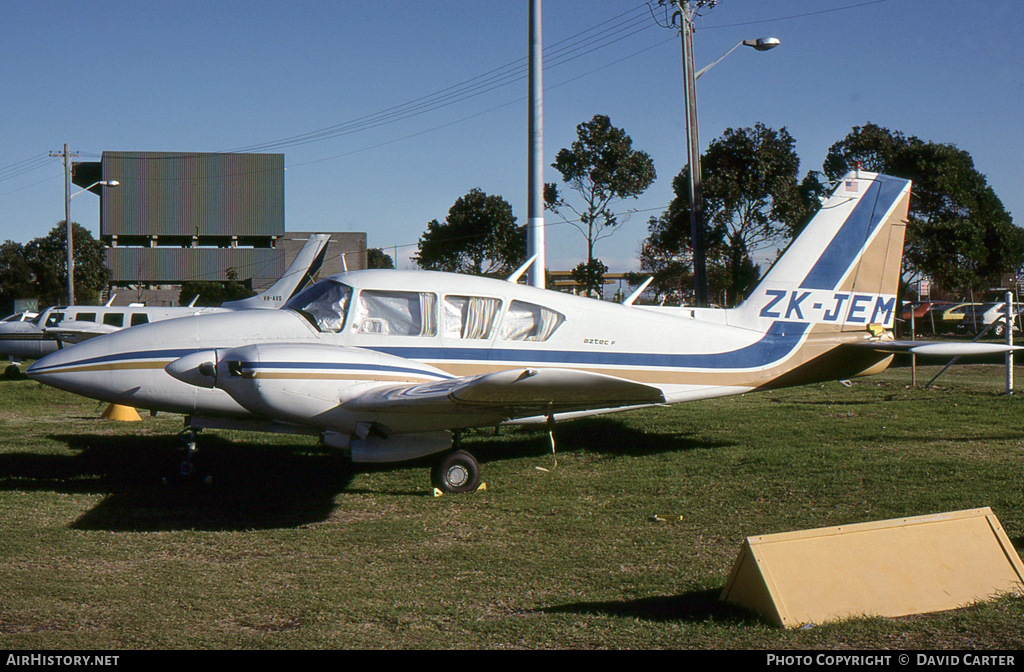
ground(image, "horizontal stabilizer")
xmin=344 ymin=367 xmax=666 ymax=414
xmin=848 ymin=340 xmax=1023 ymax=357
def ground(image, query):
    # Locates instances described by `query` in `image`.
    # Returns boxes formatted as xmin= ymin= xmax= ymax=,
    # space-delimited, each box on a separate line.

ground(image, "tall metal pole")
xmin=1006 ymin=290 xmax=1014 ymax=394
xmin=527 ymin=0 xmax=546 ymax=288
xmin=49 ymin=143 xmax=81 ymax=306
xmin=678 ymin=2 xmax=706 ymax=307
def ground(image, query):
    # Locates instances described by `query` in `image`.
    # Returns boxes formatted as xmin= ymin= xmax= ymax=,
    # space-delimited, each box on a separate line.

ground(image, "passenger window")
xmin=284 ymin=280 xmax=353 ymax=333
xmin=103 ymin=313 xmax=124 ymax=327
xmin=443 ymin=295 xmax=501 ymax=339
xmin=75 ymin=312 xmax=96 ymax=322
xmin=352 ymin=290 xmax=437 ymax=336
xmin=130 ymin=314 xmax=149 ymax=326
xmin=499 ymin=300 xmax=564 ymax=341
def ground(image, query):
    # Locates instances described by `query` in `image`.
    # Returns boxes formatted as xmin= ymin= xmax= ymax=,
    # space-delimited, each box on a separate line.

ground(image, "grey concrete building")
xmin=74 ymin=152 xmax=366 ymax=306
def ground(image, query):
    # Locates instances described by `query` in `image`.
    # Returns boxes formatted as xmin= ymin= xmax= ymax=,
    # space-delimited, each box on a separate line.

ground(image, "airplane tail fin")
xmin=730 ymin=171 xmax=911 ymax=333
xmin=223 ymin=234 xmax=331 ymax=310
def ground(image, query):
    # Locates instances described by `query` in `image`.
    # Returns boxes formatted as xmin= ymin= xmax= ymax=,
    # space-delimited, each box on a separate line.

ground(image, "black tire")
xmin=3 ymin=364 xmax=21 ymax=380
xmin=994 ymin=323 xmax=1006 ymax=338
xmin=431 ymin=450 xmax=481 ymax=494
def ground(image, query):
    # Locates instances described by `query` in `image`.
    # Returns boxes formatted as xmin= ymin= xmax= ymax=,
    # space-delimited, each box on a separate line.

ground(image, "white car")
xmin=959 ymin=302 xmax=1022 ymax=337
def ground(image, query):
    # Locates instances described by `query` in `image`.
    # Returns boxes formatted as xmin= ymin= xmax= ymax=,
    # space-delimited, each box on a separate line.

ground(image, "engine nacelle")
xmin=165 ymin=342 xmax=452 ymax=435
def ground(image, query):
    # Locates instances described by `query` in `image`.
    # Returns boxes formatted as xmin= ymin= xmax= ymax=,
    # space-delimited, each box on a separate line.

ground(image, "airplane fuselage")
xmin=25 ymin=269 xmax=891 ymax=435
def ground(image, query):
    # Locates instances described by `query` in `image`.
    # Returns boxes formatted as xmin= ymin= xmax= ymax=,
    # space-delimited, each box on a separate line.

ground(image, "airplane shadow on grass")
xmin=466 ymin=416 xmax=734 ymax=464
xmin=0 ymin=433 xmax=355 ymax=532
xmin=0 ymin=416 xmax=729 ymax=532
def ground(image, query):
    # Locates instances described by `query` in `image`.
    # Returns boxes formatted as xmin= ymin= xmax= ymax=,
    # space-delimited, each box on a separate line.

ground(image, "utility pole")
xmin=677 ymin=1 xmax=707 ymax=307
xmin=49 ymin=143 xmax=79 ymax=306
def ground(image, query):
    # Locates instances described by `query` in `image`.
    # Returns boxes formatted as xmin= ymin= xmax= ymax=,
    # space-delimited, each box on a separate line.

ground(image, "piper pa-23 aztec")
xmin=27 ymin=172 xmax=1017 ymax=493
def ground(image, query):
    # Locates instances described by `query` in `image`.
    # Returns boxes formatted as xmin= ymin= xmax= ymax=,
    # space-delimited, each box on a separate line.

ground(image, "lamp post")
xmin=676 ymin=1 xmax=779 ymax=306
xmin=66 ymin=179 xmax=119 ymax=306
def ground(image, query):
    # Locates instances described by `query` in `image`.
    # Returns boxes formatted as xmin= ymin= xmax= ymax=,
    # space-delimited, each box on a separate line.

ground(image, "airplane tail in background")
xmin=730 ymin=171 xmax=912 ymax=333
xmin=223 ymin=234 xmax=332 ymax=310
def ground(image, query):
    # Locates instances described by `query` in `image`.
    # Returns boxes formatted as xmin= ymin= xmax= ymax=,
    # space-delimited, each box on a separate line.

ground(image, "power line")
xmin=224 ymin=3 xmax=658 ymax=153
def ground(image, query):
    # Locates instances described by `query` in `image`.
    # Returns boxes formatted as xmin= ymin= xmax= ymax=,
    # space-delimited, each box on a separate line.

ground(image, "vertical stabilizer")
xmin=731 ymin=171 xmax=911 ymax=332
xmin=223 ymin=234 xmax=332 ymax=310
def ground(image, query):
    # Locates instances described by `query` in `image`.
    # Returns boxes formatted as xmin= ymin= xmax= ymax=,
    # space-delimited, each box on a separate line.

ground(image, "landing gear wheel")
xmin=994 ymin=323 xmax=1006 ymax=338
xmin=431 ymin=450 xmax=481 ymax=494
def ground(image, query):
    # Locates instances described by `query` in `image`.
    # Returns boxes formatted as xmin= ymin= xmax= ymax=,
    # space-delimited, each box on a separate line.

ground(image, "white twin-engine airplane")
xmin=26 ymin=172 xmax=1017 ymax=493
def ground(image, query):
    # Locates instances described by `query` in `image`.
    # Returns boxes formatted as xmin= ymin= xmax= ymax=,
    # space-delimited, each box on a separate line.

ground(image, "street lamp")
xmin=695 ymin=37 xmax=780 ymax=80
xmin=676 ymin=0 xmax=779 ymax=306
xmin=66 ymin=180 xmax=119 ymax=306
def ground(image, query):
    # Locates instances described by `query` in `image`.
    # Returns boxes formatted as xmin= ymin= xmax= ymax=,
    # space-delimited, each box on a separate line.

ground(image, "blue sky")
xmin=2 ymin=0 xmax=1021 ymax=274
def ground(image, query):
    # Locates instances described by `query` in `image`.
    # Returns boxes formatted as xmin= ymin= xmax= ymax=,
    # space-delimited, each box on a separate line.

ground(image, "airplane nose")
xmin=25 ymin=348 xmax=77 ymax=390
xmin=165 ymin=350 xmax=219 ymax=388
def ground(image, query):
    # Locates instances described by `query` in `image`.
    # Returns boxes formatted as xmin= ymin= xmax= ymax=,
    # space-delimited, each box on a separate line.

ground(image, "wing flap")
xmin=343 ymin=367 xmax=666 ymax=415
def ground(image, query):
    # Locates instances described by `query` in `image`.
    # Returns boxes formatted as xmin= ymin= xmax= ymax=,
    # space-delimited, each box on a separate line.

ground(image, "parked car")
xmin=931 ymin=303 xmax=980 ymax=332
xmin=958 ymin=302 xmax=1023 ymax=337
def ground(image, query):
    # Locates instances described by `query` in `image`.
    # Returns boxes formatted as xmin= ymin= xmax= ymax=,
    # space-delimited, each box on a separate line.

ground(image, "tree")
xmin=571 ymin=258 xmax=608 ymax=299
xmin=367 ymin=248 xmax=395 ymax=269
xmin=0 ymin=241 xmax=35 ymax=308
xmin=23 ymin=222 xmax=111 ymax=306
xmin=179 ymin=279 xmax=255 ymax=307
xmin=546 ymin=114 xmax=656 ymax=296
xmin=824 ymin=123 xmax=1024 ymax=293
xmin=413 ymin=188 xmax=525 ymax=276
xmin=639 ymin=123 xmax=814 ymax=305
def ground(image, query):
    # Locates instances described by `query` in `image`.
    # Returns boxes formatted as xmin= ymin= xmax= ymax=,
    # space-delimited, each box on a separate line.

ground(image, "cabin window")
xmin=352 ymin=290 xmax=437 ymax=337
xmin=498 ymin=300 xmax=564 ymax=342
xmin=284 ymin=280 xmax=353 ymax=333
xmin=130 ymin=314 xmax=149 ymax=327
xmin=43 ymin=312 xmax=64 ymax=327
xmin=443 ymin=295 xmax=501 ymax=339
xmin=103 ymin=313 xmax=124 ymax=328
xmin=75 ymin=312 xmax=96 ymax=322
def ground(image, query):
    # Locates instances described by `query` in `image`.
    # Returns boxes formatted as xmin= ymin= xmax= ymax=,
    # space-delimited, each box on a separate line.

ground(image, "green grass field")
xmin=1 ymin=363 xmax=1022 ymax=649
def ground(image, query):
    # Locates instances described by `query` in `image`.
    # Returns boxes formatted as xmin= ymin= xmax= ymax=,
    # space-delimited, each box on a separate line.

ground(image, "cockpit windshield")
xmin=284 ymin=280 xmax=353 ymax=333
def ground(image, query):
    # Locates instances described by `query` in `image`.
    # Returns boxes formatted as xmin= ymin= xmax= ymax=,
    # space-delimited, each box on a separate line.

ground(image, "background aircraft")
xmin=27 ymin=172 xmax=1018 ymax=492
xmin=0 ymin=234 xmax=330 ymax=374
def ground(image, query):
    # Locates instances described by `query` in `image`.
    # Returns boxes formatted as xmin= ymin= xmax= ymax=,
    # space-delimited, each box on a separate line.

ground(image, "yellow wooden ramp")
xmin=720 ymin=507 xmax=1024 ymax=628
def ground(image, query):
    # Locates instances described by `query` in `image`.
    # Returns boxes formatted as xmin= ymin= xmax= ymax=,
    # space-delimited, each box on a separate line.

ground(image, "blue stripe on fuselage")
xmin=370 ymin=321 xmax=809 ymax=370
xmin=30 ymin=322 xmax=810 ymax=375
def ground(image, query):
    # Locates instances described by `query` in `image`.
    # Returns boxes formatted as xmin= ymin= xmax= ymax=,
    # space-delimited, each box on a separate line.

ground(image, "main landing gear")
xmin=430 ymin=449 xmax=482 ymax=494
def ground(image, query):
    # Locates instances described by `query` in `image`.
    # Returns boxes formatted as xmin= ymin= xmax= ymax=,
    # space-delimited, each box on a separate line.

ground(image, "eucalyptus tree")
xmin=546 ymin=114 xmax=656 ymax=297
xmin=413 ymin=188 xmax=525 ymax=277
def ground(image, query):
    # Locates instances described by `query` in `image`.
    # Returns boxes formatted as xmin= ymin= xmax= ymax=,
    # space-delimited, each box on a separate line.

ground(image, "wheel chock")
xmin=433 ymin=483 xmax=486 ymax=497
xmin=100 ymin=403 xmax=142 ymax=422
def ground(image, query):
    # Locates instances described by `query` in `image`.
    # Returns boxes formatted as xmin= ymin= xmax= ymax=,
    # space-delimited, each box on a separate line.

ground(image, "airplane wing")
xmin=846 ymin=340 xmax=1022 ymax=357
xmin=43 ymin=321 xmax=120 ymax=344
xmin=342 ymin=367 xmax=666 ymax=416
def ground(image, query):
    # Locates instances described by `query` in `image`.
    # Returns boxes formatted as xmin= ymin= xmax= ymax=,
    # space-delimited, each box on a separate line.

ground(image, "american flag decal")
xmin=845 ymin=180 xmax=858 ymax=192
